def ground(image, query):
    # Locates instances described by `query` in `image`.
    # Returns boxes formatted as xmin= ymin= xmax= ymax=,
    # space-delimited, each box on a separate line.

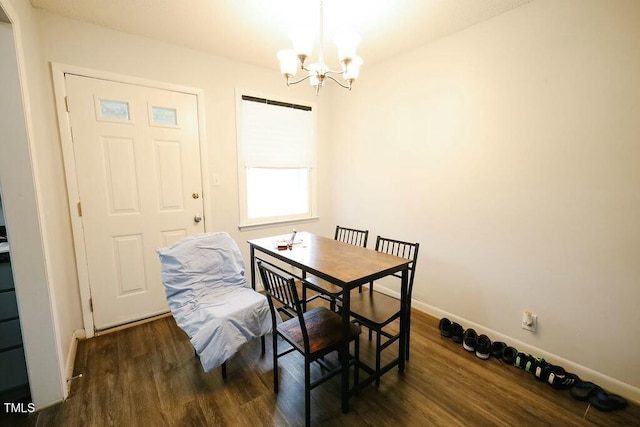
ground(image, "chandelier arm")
xmin=325 ymin=74 xmax=351 ymax=89
xmin=286 ymin=74 xmax=313 ymax=86
xmin=300 ymin=65 xmax=342 ymax=75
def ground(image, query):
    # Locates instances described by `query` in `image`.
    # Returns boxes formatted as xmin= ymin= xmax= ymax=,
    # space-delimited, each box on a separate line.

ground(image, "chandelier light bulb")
xmin=344 ymin=55 xmax=363 ymax=81
xmin=277 ymin=49 xmax=299 ymax=78
xmin=289 ymin=27 xmax=314 ymax=63
xmin=334 ymin=30 xmax=361 ymax=63
xmin=309 ymin=73 xmax=320 ymax=87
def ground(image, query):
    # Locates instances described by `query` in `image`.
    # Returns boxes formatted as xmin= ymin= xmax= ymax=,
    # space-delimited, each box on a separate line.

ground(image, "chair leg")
xmin=273 ymin=334 xmax=279 ymax=394
xmin=353 ymin=337 xmax=360 ymax=396
xmin=261 ymin=335 xmax=266 ymax=357
xmin=405 ymin=309 xmax=412 ymax=361
xmin=305 ymin=357 xmax=311 ymax=427
xmin=405 ymin=324 xmax=411 ymax=361
xmin=221 ymin=361 xmax=227 ymax=380
xmin=375 ymin=329 xmax=381 ymax=387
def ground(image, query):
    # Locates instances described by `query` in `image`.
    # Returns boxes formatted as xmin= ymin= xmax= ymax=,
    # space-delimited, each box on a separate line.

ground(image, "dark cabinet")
xmin=0 ymin=256 xmax=30 ymax=401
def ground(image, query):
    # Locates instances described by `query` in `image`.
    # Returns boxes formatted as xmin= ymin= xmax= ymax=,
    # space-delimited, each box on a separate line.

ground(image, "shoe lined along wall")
xmin=439 ymin=318 xmax=627 ymax=414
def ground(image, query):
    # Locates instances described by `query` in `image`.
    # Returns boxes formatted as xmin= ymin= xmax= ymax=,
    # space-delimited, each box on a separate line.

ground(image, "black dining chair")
xmin=348 ymin=236 xmax=419 ymax=386
xmin=302 ymin=225 xmax=369 ymax=311
xmin=334 ymin=225 xmax=369 ymax=247
xmin=257 ymin=259 xmax=361 ymax=427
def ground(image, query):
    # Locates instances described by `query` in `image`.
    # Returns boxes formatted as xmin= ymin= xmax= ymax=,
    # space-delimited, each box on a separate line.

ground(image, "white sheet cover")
xmin=157 ymin=232 xmax=273 ymax=372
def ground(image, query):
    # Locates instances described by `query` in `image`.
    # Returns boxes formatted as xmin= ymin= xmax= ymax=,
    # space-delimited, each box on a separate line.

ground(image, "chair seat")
xmin=349 ymin=291 xmax=402 ymax=327
xmin=277 ymin=307 xmax=361 ymax=356
xmin=184 ymin=286 xmax=272 ymax=370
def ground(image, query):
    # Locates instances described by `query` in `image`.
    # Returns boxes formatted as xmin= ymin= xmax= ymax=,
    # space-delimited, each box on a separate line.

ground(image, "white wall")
xmin=330 ymin=0 xmax=640 ymax=399
xmin=0 ymin=8 xmax=64 ymax=407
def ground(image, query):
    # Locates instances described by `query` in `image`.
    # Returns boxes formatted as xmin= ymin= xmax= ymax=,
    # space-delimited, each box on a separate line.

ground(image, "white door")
xmin=66 ymin=74 xmax=205 ymax=330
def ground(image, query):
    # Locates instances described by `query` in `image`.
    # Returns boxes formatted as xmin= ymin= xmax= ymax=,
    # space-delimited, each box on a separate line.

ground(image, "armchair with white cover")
xmin=157 ymin=232 xmax=273 ymax=378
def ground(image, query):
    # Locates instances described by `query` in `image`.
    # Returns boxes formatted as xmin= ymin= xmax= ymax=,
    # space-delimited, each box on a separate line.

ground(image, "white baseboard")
xmin=374 ymin=285 xmax=640 ymax=404
xmin=64 ymin=329 xmax=85 ymax=397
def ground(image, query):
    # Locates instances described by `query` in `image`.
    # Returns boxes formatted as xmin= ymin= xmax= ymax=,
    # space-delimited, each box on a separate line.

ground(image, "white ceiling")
xmin=29 ymin=0 xmax=534 ymax=70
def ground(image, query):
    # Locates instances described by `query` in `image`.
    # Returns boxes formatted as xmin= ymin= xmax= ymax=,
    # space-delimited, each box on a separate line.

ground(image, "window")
xmin=236 ymin=92 xmax=316 ymax=228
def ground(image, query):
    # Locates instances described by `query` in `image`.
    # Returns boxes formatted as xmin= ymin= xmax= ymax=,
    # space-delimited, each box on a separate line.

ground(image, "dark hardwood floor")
xmin=2 ymin=306 xmax=638 ymax=426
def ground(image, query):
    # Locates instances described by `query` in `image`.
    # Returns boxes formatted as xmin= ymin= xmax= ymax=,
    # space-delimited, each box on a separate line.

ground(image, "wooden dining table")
xmin=248 ymin=231 xmax=411 ymax=413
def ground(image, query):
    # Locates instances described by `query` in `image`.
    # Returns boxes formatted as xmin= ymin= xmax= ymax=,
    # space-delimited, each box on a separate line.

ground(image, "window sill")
xmin=238 ymin=216 xmax=319 ymax=232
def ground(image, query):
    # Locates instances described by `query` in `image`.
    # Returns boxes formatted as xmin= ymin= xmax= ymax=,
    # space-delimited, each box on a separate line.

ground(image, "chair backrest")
xmin=156 ymin=232 xmax=249 ymax=309
xmin=257 ymin=259 xmax=311 ymax=351
xmin=335 ymin=225 xmax=369 ymax=248
xmin=374 ymin=236 xmax=420 ymax=301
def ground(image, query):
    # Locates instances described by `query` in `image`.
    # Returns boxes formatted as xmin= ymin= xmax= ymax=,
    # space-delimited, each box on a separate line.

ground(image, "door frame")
xmin=51 ymin=63 xmax=210 ymax=338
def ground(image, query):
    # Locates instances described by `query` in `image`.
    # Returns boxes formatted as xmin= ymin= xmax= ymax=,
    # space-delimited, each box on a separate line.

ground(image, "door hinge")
xmin=77 ymin=201 xmax=82 ymax=217
xmin=65 ymin=96 xmax=70 ymax=112
xmin=89 ymin=297 xmax=93 ymax=312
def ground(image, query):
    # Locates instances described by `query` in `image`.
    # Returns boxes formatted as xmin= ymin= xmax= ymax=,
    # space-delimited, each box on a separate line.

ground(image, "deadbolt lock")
xmin=192 ymin=193 xmax=200 ymax=199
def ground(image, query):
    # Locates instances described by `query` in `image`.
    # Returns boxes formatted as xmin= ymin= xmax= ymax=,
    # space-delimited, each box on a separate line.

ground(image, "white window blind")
xmin=241 ymin=98 xmax=313 ymax=167
xmin=237 ymin=94 xmax=316 ymax=228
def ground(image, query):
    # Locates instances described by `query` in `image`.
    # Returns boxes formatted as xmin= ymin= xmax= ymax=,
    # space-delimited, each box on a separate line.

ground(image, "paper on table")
xmin=274 ymin=238 xmax=304 ymax=249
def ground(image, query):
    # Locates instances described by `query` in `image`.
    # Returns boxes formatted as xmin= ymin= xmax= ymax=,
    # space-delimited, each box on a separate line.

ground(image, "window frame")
xmin=235 ymin=89 xmax=318 ymax=229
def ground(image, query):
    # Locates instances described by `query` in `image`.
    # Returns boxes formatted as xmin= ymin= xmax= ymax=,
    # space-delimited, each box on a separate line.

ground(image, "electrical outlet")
xmin=522 ymin=311 xmax=537 ymax=332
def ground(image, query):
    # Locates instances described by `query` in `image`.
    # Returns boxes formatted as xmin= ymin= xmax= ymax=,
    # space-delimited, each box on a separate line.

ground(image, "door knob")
xmin=194 ymin=215 xmax=202 ymax=223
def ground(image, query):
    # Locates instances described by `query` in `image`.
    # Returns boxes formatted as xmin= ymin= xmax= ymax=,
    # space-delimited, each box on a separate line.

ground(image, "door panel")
xmin=155 ymin=140 xmax=186 ymax=209
xmin=104 ymin=136 xmax=140 ymax=213
xmin=66 ymin=74 xmax=205 ymax=330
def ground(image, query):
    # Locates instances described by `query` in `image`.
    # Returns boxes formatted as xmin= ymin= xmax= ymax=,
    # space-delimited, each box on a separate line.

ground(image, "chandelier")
xmin=276 ymin=0 xmax=363 ymax=95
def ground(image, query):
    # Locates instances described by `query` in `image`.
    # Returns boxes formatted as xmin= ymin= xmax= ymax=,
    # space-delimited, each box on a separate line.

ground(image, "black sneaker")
xmin=475 ymin=335 xmax=491 ymax=360
xmin=538 ymin=364 xmax=564 ymax=383
xmin=589 ymin=390 xmax=627 ymax=411
xmin=502 ymin=346 xmax=518 ymax=365
xmin=549 ymin=371 xmax=581 ymax=389
xmin=570 ymin=381 xmax=602 ymax=401
xmin=525 ymin=356 xmax=545 ymax=374
xmin=514 ymin=352 xmax=532 ymax=370
xmin=439 ymin=318 xmax=452 ymax=338
xmin=491 ymin=341 xmax=507 ymax=359
xmin=533 ymin=359 xmax=550 ymax=380
xmin=451 ymin=323 xmax=464 ymax=343
xmin=462 ymin=328 xmax=477 ymax=352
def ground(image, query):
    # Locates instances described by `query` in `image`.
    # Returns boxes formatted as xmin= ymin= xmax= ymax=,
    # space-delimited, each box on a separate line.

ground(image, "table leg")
xmin=399 ymin=268 xmax=408 ymax=371
xmin=249 ymin=245 xmax=256 ymax=290
xmin=341 ymin=284 xmax=350 ymax=413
